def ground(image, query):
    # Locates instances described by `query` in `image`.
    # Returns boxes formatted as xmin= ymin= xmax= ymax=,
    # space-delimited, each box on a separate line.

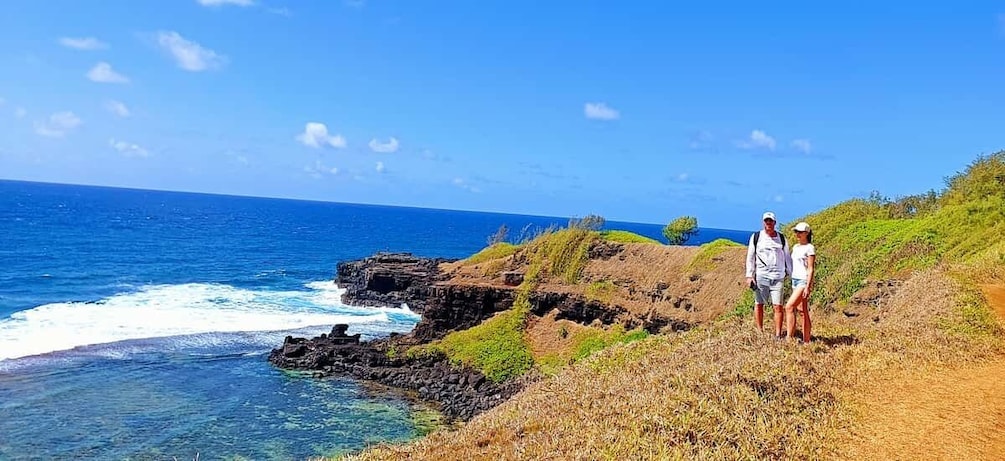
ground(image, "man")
xmin=745 ymin=211 xmax=792 ymax=337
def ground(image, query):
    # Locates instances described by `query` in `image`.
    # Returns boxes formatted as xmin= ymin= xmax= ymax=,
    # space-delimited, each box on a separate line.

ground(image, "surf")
xmin=0 ymin=281 xmax=420 ymax=362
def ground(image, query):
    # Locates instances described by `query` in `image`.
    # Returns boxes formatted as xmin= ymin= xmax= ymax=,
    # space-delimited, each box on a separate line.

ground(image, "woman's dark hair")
xmin=806 ymin=230 xmax=813 ymax=244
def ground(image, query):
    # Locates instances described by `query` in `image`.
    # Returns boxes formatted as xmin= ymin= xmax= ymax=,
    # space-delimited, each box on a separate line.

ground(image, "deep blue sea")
xmin=0 ymin=180 xmax=748 ymax=460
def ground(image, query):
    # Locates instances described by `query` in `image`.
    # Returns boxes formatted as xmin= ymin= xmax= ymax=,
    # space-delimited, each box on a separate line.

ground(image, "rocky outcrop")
xmin=336 ymin=252 xmax=455 ymax=313
xmin=271 ymin=251 xmax=691 ymax=421
xmin=270 ymin=324 xmax=522 ymax=421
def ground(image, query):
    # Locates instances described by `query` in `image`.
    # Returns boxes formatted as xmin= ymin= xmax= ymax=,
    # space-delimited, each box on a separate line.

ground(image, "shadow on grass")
xmin=815 ymin=334 xmax=859 ymax=347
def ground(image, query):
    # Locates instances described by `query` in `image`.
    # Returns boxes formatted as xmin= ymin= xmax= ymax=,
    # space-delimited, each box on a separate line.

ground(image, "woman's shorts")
xmin=792 ymin=278 xmax=808 ymax=288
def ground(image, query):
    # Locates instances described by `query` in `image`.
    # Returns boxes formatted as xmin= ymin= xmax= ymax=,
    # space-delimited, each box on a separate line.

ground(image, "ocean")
xmin=0 ymin=180 xmax=749 ymax=460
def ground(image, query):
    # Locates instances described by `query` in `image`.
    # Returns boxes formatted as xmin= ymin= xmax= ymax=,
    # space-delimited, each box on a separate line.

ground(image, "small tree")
xmin=569 ymin=214 xmax=606 ymax=231
xmin=663 ymin=216 xmax=698 ymax=245
xmin=487 ymin=224 xmax=509 ymax=246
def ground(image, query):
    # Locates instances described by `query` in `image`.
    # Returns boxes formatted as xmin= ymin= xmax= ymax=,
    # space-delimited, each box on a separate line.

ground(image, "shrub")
xmin=486 ymin=224 xmax=509 ymax=246
xmin=569 ymin=214 xmax=606 ymax=231
xmin=663 ymin=216 xmax=698 ymax=245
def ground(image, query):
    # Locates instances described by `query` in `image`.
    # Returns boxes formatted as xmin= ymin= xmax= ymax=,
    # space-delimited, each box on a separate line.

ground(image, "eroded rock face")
xmin=336 ymin=252 xmax=455 ymax=313
xmin=268 ymin=324 xmax=521 ymax=421
xmin=271 ymin=251 xmax=692 ymax=421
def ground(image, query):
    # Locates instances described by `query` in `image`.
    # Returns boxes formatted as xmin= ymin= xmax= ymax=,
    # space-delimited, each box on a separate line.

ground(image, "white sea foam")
xmin=0 ymin=282 xmax=421 ymax=361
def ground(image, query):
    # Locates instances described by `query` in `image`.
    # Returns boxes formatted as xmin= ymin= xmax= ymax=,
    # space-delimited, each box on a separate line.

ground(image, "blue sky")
xmin=1 ymin=1 xmax=1004 ymax=229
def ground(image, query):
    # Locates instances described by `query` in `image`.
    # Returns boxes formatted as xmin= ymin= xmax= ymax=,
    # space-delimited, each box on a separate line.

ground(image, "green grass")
xmin=462 ymin=242 xmax=520 ymax=266
xmin=537 ymin=324 xmax=650 ymax=375
xmin=599 ymin=230 xmax=661 ymax=245
xmin=538 ymin=228 xmax=598 ymax=284
xmin=572 ymin=325 xmax=649 ymax=361
xmin=687 ymin=238 xmax=743 ymax=272
xmin=428 ymin=301 xmax=534 ymax=383
xmin=585 ymin=280 xmax=617 ymax=303
xmin=790 ymin=153 xmax=1005 ymax=307
xmin=720 ymin=288 xmax=755 ymax=320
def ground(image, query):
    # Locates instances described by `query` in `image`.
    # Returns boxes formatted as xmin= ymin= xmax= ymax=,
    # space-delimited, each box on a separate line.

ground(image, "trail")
xmin=842 ymin=285 xmax=1005 ymax=460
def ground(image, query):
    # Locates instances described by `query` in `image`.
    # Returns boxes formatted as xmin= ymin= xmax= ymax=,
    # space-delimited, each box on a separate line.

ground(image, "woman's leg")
xmin=784 ymin=287 xmax=805 ymax=339
xmin=801 ymin=296 xmax=812 ymax=343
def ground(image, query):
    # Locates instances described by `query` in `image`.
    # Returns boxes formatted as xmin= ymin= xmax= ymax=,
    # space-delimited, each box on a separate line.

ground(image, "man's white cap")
xmin=762 ymin=211 xmax=776 ymax=221
xmin=792 ymin=222 xmax=811 ymax=232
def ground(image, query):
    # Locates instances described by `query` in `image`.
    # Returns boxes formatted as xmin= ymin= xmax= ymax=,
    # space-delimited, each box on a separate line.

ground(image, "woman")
xmin=785 ymin=222 xmax=815 ymax=343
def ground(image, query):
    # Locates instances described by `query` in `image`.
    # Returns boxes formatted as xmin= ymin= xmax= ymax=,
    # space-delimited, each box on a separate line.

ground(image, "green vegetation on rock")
xmin=599 ymin=230 xmax=660 ymax=245
xmin=430 ymin=301 xmax=533 ymax=383
xmin=585 ymin=280 xmax=617 ymax=303
xmin=462 ymin=242 xmax=520 ymax=266
xmin=797 ymin=152 xmax=1005 ymax=307
xmin=687 ymin=238 xmax=743 ymax=272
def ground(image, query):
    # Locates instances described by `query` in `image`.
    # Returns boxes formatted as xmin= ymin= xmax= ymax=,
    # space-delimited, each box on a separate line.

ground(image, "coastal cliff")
xmin=269 ymin=242 xmax=729 ymax=420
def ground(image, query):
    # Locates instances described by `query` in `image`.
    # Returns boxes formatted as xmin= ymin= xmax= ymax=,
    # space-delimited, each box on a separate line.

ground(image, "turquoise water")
xmin=0 ymin=179 xmax=748 ymax=459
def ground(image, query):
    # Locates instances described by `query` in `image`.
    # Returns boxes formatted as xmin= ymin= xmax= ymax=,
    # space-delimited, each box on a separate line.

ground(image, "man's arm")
xmin=784 ymin=239 xmax=793 ymax=277
xmin=745 ymin=233 xmax=756 ymax=279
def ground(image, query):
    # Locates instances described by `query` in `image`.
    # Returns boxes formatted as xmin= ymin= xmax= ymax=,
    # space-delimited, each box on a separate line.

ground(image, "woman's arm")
xmin=805 ymin=254 xmax=816 ymax=297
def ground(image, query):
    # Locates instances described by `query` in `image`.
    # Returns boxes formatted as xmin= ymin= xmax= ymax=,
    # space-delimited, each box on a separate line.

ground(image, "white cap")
xmin=792 ymin=222 xmax=811 ymax=232
xmin=762 ymin=211 xmax=776 ymax=221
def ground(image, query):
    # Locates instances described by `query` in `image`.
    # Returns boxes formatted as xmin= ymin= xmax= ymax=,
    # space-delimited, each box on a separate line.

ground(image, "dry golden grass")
xmin=442 ymin=241 xmax=747 ymax=328
xmin=335 ymin=268 xmax=1004 ymax=461
xmin=837 ymin=278 xmax=1005 ymax=461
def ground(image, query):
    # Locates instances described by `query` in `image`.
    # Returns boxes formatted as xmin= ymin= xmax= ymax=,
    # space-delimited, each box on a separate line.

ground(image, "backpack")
xmin=752 ymin=230 xmax=786 ymax=250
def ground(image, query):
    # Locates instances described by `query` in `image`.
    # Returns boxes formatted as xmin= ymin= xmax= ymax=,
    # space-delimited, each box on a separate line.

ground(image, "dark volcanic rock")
xmin=269 ymin=324 xmax=521 ymax=421
xmin=270 ymin=251 xmax=692 ymax=422
xmin=336 ymin=252 xmax=455 ymax=313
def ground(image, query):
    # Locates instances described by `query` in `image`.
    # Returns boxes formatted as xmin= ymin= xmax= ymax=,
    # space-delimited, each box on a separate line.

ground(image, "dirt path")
xmin=842 ymin=285 xmax=1005 ymax=460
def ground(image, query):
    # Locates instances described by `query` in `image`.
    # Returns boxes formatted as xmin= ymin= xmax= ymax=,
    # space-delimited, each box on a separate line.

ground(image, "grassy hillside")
xmin=795 ymin=152 xmax=1005 ymax=319
xmin=336 ymin=152 xmax=1005 ymax=460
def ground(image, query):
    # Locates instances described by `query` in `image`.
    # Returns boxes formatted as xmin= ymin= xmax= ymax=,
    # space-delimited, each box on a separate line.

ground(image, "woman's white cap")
xmin=792 ymin=222 xmax=811 ymax=232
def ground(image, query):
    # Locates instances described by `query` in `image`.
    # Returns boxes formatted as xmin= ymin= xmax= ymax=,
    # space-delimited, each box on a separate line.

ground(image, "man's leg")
xmin=754 ymin=281 xmax=769 ymax=331
xmin=770 ymin=279 xmax=784 ymax=338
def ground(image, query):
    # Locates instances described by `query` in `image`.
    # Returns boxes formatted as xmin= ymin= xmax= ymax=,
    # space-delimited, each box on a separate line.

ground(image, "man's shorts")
xmin=755 ymin=277 xmax=784 ymax=306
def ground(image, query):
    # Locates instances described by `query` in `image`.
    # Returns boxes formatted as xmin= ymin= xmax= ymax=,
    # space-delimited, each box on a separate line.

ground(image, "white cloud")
xmin=368 ymin=137 xmax=399 ymax=153
xmin=59 ymin=37 xmax=108 ymax=50
xmin=267 ymin=7 xmax=292 ymax=16
xmin=87 ymin=62 xmax=129 ymax=83
xmin=109 ymin=138 xmax=150 ymax=158
xmin=375 ymin=161 xmax=385 ymax=173
xmin=15 ymin=107 xmax=27 ymax=118
xmin=197 ymin=0 xmax=254 ymax=6
xmin=791 ymin=139 xmax=812 ymax=154
xmin=156 ymin=31 xmax=226 ymax=72
xmin=304 ymin=159 xmax=338 ymax=178
xmin=688 ymin=130 xmax=713 ymax=150
xmin=676 ymin=173 xmax=689 ymax=182
xmin=452 ymin=178 xmax=481 ymax=193
xmin=34 ymin=111 xmax=82 ymax=138
xmin=737 ymin=129 xmax=776 ymax=150
xmin=584 ymin=102 xmax=620 ymax=120
xmin=296 ymin=122 xmax=346 ymax=148
xmin=773 ymin=195 xmax=784 ymax=203
xmin=104 ymin=100 xmax=130 ymax=117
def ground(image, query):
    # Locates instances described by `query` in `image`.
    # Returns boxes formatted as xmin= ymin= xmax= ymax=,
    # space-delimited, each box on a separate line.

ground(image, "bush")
xmin=487 ymin=224 xmax=509 ymax=246
xmin=663 ymin=216 xmax=698 ymax=245
xmin=569 ymin=214 xmax=606 ymax=231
